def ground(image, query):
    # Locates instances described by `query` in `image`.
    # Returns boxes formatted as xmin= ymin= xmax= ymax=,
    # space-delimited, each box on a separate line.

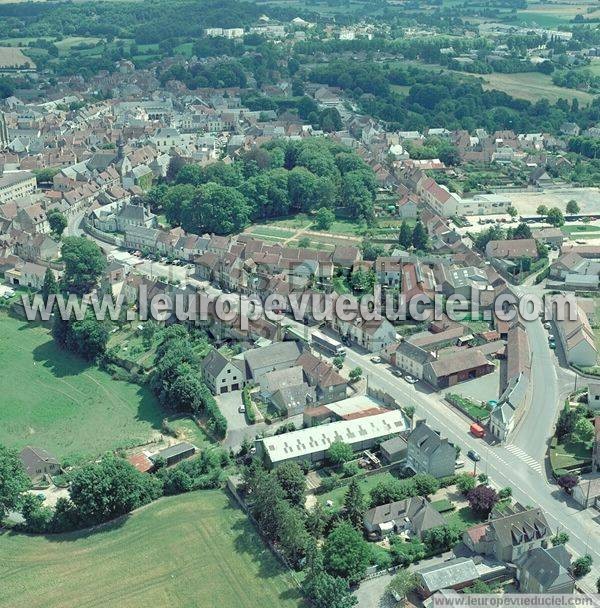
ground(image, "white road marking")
xmin=504 ymin=443 xmax=543 ymax=473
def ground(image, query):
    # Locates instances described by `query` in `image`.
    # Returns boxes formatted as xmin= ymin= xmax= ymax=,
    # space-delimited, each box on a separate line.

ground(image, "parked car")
xmin=549 ymin=341 xmax=556 ymax=350
xmin=405 ymin=375 xmax=418 ymax=384
xmin=238 ymin=405 xmax=246 ymax=414
xmin=391 ymin=368 xmax=403 ymax=378
xmin=548 ymin=334 xmax=555 ymax=342
xmin=543 ymin=322 xmax=551 ymax=330
xmin=370 ymin=356 xmax=382 ymax=364
xmin=467 ymin=449 xmax=481 ymax=462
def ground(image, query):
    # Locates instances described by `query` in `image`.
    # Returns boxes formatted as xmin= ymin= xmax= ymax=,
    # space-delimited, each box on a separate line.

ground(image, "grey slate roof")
xmin=363 ymin=496 xmax=444 ymax=533
xmin=417 ymin=557 xmax=479 ymax=593
xmin=396 ymin=340 xmax=434 ymax=365
xmin=202 ymin=349 xmax=230 ymax=377
xmin=515 ymin=545 xmax=573 ymax=590
xmin=244 ymin=341 xmax=302 ymax=376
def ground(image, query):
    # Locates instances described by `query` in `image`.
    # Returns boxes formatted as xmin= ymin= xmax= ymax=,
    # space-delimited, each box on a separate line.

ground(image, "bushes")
xmin=242 ymin=387 xmax=255 ymax=425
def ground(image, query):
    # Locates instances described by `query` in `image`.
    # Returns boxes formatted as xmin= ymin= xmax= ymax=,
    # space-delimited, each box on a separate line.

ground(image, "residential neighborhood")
xmin=1 ymin=0 xmax=600 ymax=606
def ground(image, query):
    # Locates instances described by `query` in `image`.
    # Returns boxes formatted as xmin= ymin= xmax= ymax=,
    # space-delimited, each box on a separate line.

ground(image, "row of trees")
xmin=4 ymin=443 xmax=230 ymax=534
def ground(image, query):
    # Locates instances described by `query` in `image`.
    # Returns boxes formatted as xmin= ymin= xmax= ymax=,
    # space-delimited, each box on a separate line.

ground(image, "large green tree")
xmin=47 ymin=210 xmax=67 ymax=237
xmin=0 ymin=445 xmax=31 ymax=517
xmin=343 ymin=478 xmax=365 ymax=529
xmin=323 ymin=521 xmax=371 ymax=585
xmin=61 ymin=236 xmax=106 ymax=295
xmin=182 ymin=182 xmax=250 ymax=235
xmin=68 ymin=455 xmax=162 ymax=526
xmin=274 ymin=462 xmax=307 ymax=507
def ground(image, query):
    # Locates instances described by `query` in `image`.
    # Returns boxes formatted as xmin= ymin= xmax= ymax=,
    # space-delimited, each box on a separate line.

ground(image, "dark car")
xmin=467 ymin=449 xmax=481 ymax=462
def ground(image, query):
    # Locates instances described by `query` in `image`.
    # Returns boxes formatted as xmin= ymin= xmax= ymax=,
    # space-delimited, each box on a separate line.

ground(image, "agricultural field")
xmin=0 ymin=490 xmax=303 ymax=608
xmin=0 ymin=313 xmax=163 ymax=462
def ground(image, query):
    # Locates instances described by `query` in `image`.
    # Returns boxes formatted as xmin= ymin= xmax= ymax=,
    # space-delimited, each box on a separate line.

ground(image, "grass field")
xmin=0 ymin=490 xmax=303 ymax=608
xmin=480 ymin=72 xmax=594 ymax=105
xmin=0 ymin=313 xmax=163 ymax=461
xmin=317 ymin=471 xmax=397 ymax=509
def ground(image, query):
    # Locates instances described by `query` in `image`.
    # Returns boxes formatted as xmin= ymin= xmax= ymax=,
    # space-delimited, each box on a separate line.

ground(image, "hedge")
xmin=242 ymin=387 xmax=255 ymax=425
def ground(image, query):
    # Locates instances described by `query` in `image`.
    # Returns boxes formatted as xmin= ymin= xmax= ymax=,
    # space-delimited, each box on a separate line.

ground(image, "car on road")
xmin=238 ymin=405 xmax=246 ymax=414
xmin=405 ymin=375 xmax=418 ymax=384
xmin=467 ymin=449 xmax=481 ymax=462
xmin=370 ymin=356 xmax=382 ymax=364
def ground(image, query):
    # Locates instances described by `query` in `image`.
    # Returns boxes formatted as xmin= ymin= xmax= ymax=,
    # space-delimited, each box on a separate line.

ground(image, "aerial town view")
xmin=1 ymin=0 xmax=600 ymax=607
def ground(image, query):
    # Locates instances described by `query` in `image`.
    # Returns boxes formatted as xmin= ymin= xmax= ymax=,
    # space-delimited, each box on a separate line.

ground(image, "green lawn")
xmin=443 ymin=506 xmax=484 ymax=533
xmin=550 ymin=437 xmax=592 ymax=472
xmin=0 ymin=490 xmax=302 ymax=608
xmin=317 ymin=471 xmax=396 ymax=509
xmin=166 ymin=415 xmax=213 ymax=450
xmin=0 ymin=313 xmax=163 ymax=461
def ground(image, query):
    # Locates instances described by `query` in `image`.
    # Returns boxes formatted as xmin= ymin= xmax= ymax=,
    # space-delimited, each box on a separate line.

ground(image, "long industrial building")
xmin=255 ymin=409 xmax=408 ymax=468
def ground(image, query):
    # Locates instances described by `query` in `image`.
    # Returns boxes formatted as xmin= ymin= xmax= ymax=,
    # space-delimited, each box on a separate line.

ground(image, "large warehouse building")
xmin=255 ymin=409 xmax=408 ymax=468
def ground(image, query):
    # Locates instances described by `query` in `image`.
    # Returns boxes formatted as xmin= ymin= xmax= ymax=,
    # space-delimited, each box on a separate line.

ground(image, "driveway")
xmin=354 ymin=573 xmax=395 ymax=608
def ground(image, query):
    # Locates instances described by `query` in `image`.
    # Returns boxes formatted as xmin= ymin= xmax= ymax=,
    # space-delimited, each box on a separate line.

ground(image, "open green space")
xmin=446 ymin=393 xmax=491 ymax=421
xmin=549 ymin=437 xmax=592 ymax=472
xmin=0 ymin=312 xmax=163 ymax=461
xmin=443 ymin=506 xmax=484 ymax=533
xmin=165 ymin=415 xmax=213 ymax=450
xmin=0 ymin=490 xmax=302 ymax=608
xmin=317 ymin=471 xmax=397 ymax=509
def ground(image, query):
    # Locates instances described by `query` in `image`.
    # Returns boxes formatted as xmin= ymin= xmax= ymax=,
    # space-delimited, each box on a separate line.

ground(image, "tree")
xmin=498 ymin=487 xmax=512 ymax=500
xmin=0 ymin=445 xmax=31 ymax=517
xmin=573 ymin=417 xmax=594 ymax=443
xmin=507 ymin=206 xmax=518 ymax=218
xmin=349 ymin=367 xmax=362 ymax=382
xmin=343 ymin=478 xmax=365 ymax=529
xmin=572 ymin=555 xmax=592 ymax=578
xmin=65 ymin=317 xmax=109 ymax=360
xmin=298 ymin=236 xmax=311 ymax=248
xmin=327 ymin=441 xmax=354 ymax=466
xmin=323 ymin=521 xmax=371 ymax=585
xmin=546 ymin=207 xmax=565 ymax=227
xmin=478 ymin=473 xmax=488 ymax=484
xmin=182 ymin=182 xmax=250 ymax=235
xmin=306 ymin=501 xmax=330 ymax=539
xmin=510 ymin=222 xmax=532 ymax=240
xmin=412 ymin=220 xmax=429 ymax=251
xmin=274 ymin=462 xmax=306 ymax=507
xmin=556 ymin=405 xmax=578 ymax=440
xmin=276 ymin=500 xmax=313 ymax=567
xmin=315 ymin=206 xmax=335 ymax=230
xmin=566 ymin=200 xmax=580 ymax=215
xmin=422 ymin=525 xmax=460 ymax=553
xmin=47 ymin=210 xmax=67 ymax=237
xmin=399 ymin=220 xmax=413 ymax=249
xmin=41 ymin=268 xmax=58 ymax=301
xmin=61 ymin=236 xmax=107 ymax=295
xmin=456 ymin=473 xmax=476 ymax=495
xmin=412 ymin=474 xmax=439 ymax=497
xmin=404 ymin=405 xmax=415 ymax=420
xmin=557 ymin=474 xmax=578 ymax=493
xmin=551 ymin=531 xmax=569 ymax=546
xmin=302 ymin=559 xmax=357 ymax=608
xmin=68 ymin=454 xmax=162 ymax=526
xmin=467 ymin=484 xmax=499 ymax=516
xmin=387 ymin=570 xmax=419 ymax=602
xmin=332 ymin=355 xmax=345 ymax=370
xmin=537 ymin=204 xmax=548 ymax=216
